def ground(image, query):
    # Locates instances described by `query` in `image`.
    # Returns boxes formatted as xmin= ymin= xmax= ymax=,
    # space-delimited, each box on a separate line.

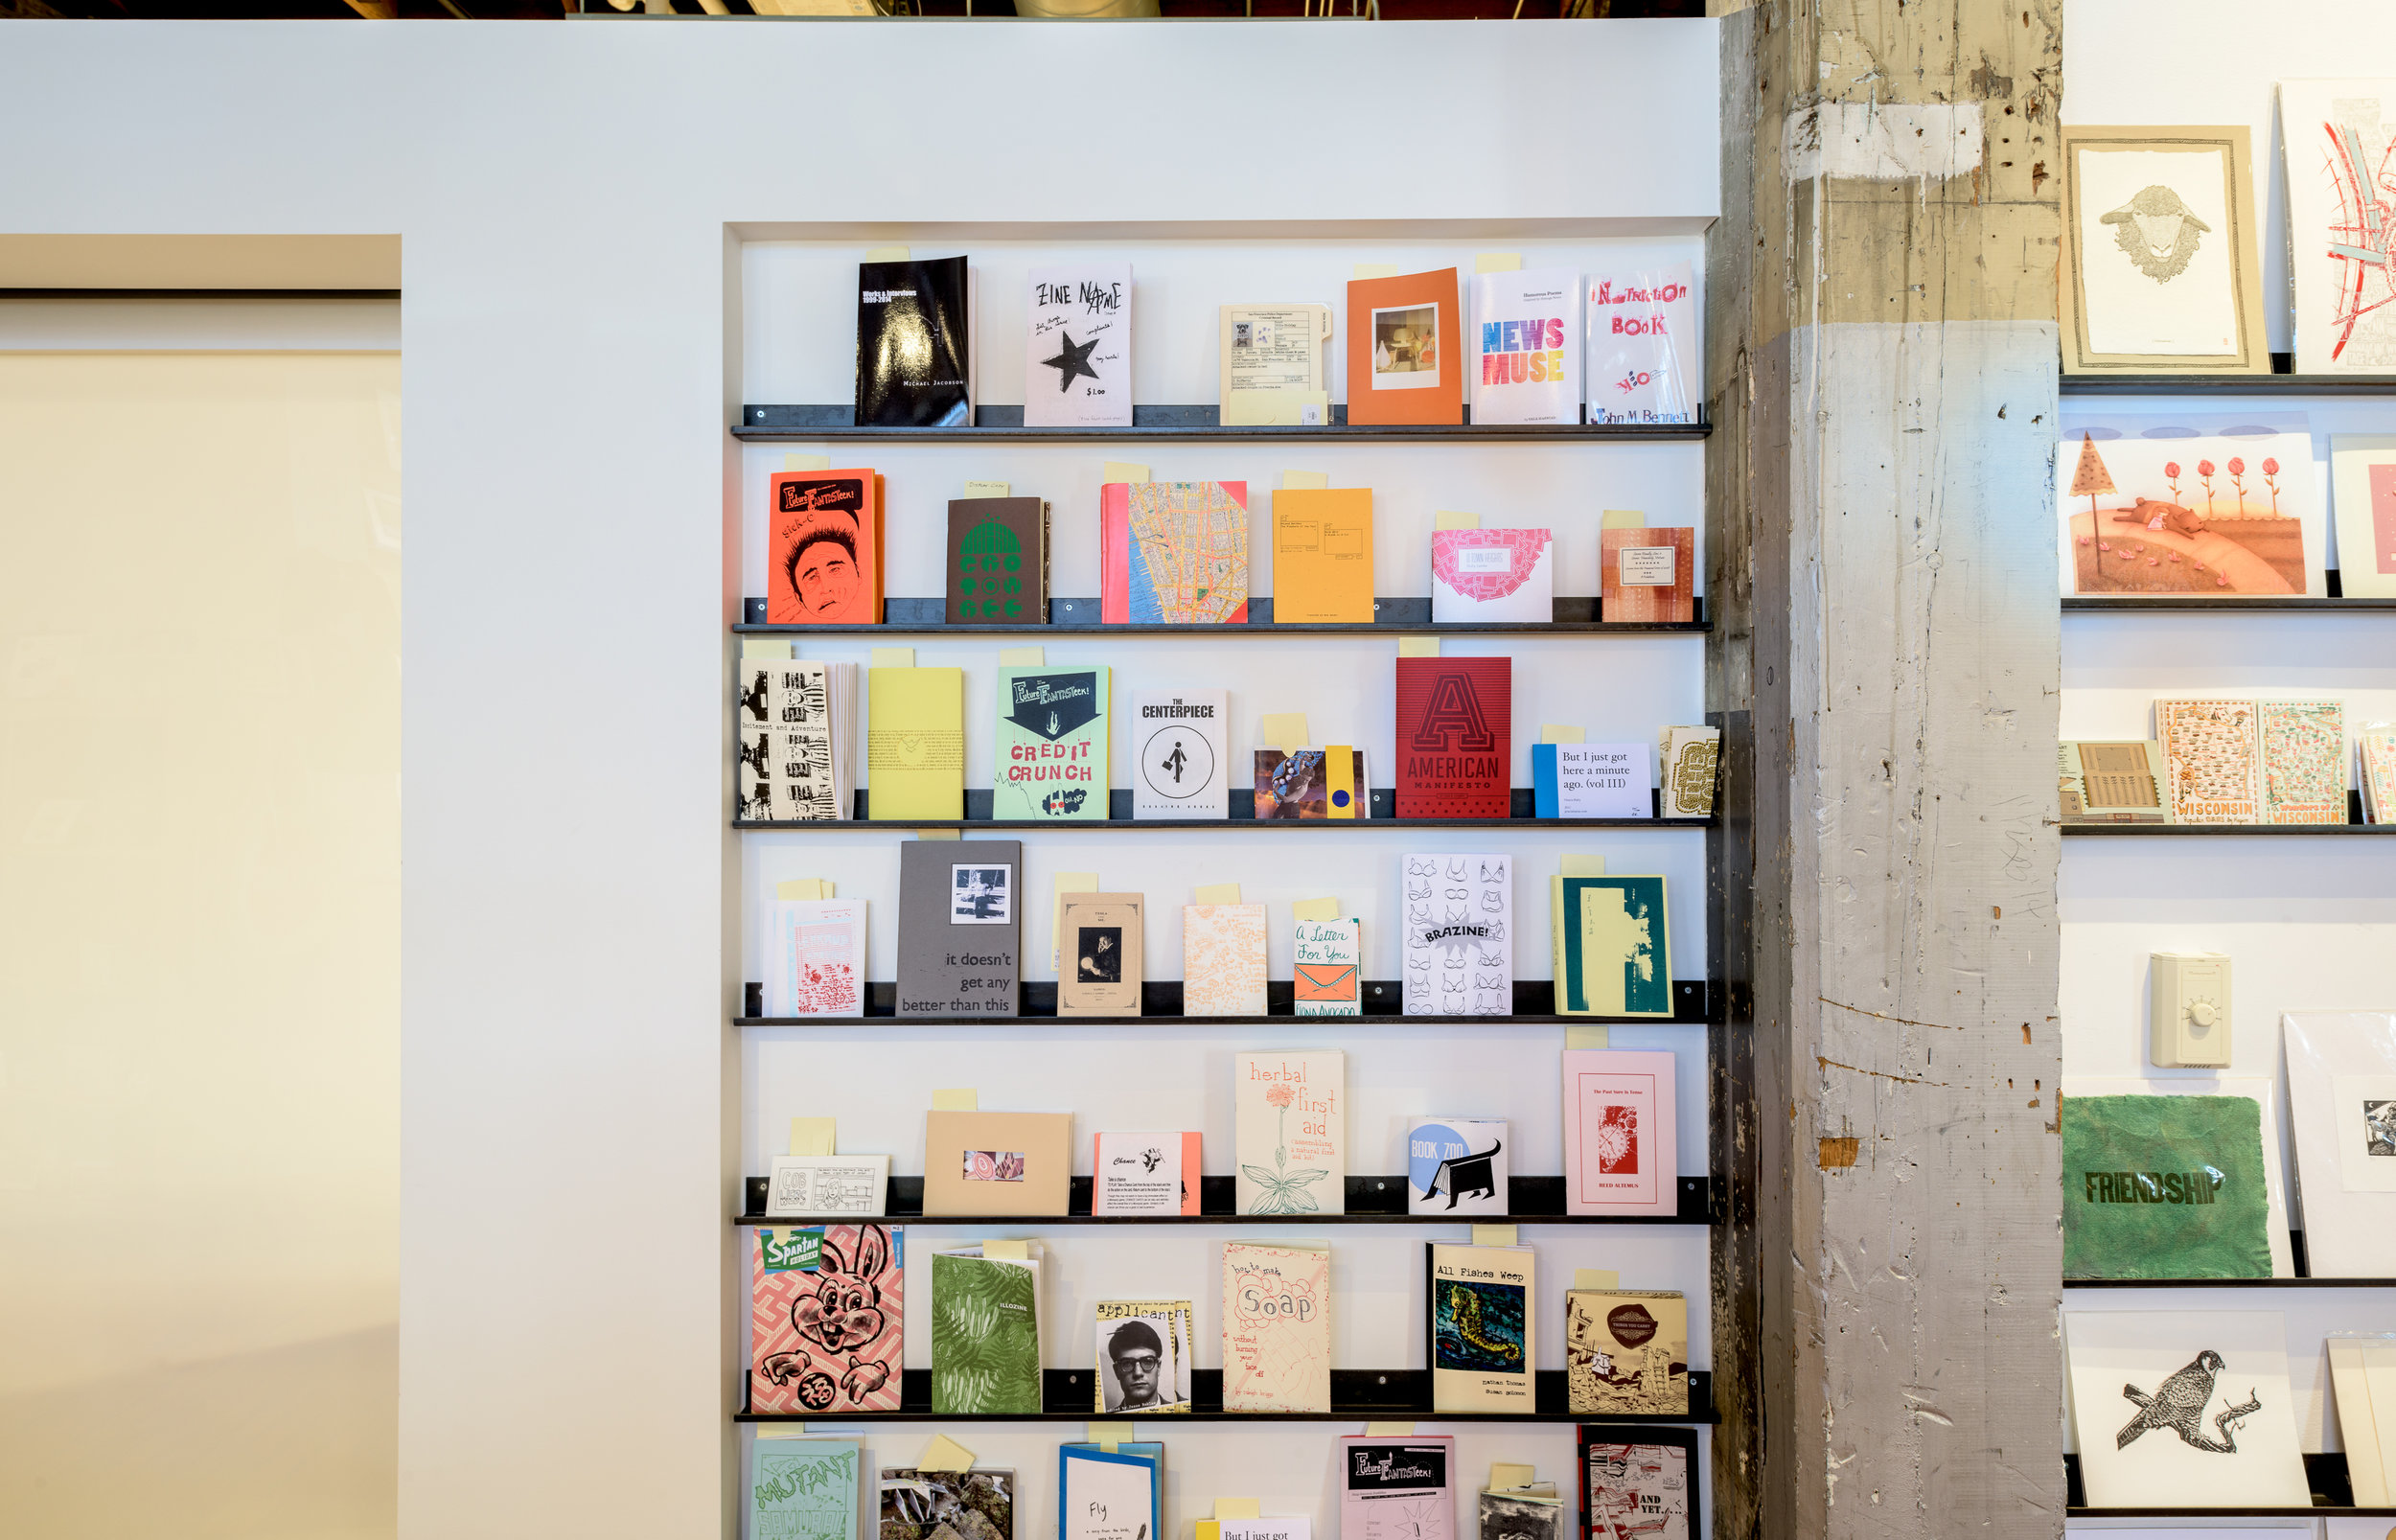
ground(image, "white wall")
xmin=0 ymin=17 xmax=1720 ymax=1540
xmin=2062 ymin=0 xmax=2396 ymax=1476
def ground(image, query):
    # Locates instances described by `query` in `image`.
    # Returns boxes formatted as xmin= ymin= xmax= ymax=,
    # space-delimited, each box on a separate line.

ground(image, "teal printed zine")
xmin=993 ymin=666 xmax=1110 ymax=820
xmin=749 ymin=1437 xmax=862 ymax=1540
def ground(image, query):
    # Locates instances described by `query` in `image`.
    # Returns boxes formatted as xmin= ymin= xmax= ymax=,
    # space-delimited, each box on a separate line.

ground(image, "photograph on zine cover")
xmin=1076 ymin=927 xmax=1124 ymax=985
xmin=952 ymin=865 xmax=1012 ymax=925
xmin=962 ymin=1151 xmax=1026 ymax=1183
xmin=1096 ymin=1314 xmax=1176 ymax=1413
xmin=1372 ymin=304 xmax=1441 ymax=387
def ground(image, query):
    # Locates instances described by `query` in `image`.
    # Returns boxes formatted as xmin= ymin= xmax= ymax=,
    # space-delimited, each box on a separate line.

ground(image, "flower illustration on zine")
xmin=2198 ymin=459 xmax=2217 ymax=515
xmin=2164 ymin=460 xmax=2182 ymax=501
xmin=1245 ymin=1078 xmax=1328 ymax=1214
xmin=2226 ymin=456 xmax=2247 ymax=511
xmin=2263 ymin=456 xmax=2281 ymax=514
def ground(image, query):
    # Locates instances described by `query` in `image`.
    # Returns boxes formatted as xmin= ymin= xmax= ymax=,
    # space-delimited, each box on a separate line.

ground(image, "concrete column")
xmin=1704 ymin=4 xmax=2066 ymax=1535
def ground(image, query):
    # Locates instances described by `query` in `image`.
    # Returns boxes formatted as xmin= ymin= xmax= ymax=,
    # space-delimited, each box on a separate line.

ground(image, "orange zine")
xmin=769 ymin=469 xmax=884 ymax=624
xmin=1346 ymin=268 xmax=1464 ymax=426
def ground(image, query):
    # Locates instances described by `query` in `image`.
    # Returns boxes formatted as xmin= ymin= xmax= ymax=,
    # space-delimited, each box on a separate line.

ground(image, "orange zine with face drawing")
xmin=769 ymin=470 xmax=884 ymax=624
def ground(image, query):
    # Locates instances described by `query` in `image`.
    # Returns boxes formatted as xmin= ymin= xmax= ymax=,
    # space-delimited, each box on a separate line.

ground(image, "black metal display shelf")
xmin=734 ymin=593 xmax=1709 ymax=632
xmin=2059 ymin=371 xmax=2396 ymax=395
xmin=2066 ymin=1275 xmax=2392 ymax=1287
xmin=737 ymin=977 xmax=1716 ymax=1024
xmin=736 ymin=787 xmax=1712 ymax=827
xmin=2062 ymin=822 xmax=2391 ymax=838
xmin=2063 ymin=595 xmax=2396 ymax=612
xmin=2066 ymin=1451 xmax=2374 ymax=1513
xmin=737 ymin=1368 xmax=1716 ymax=1424
xmin=735 ymin=1175 xmax=1713 ymax=1227
xmin=734 ymin=402 xmax=1709 ymax=444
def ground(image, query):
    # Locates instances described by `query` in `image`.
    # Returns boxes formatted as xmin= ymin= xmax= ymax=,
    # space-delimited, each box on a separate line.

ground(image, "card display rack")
xmin=735 ymin=1367 xmax=1718 ymax=1424
xmin=735 ymin=788 xmax=1713 ymax=828
xmin=736 ymin=1173 xmax=1716 ymax=1227
xmin=736 ymin=401 xmax=1710 ymax=444
xmin=736 ymin=977 xmax=1717 ymax=1024
xmin=727 ymin=289 xmax=1725 ymax=1484
xmin=2055 ymin=360 xmax=2396 ymax=1518
xmin=737 ymin=594 xmax=1709 ymax=632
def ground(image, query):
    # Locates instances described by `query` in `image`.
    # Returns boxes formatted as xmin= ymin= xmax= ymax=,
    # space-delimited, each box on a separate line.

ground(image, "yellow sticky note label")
xmin=1364 ymin=1421 xmax=1416 ymax=1436
xmin=1292 ymin=897 xmax=1341 ymax=922
xmin=999 ymin=646 xmax=1046 ymax=666
xmin=932 ymin=1089 xmax=979 ymax=1112
xmin=1103 ymin=461 xmax=1151 ymax=485
xmin=1090 ymin=1420 xmax=1135 ymax=1444
xmin=1540 ymin=725 xmax=1585 ymax=746
xmin=915 ymin=829 xmax=962 ymax=840
xmin=865 ymin=244 xmax=911 ymax=263
xmin=1225 ymin=389 xmax=1328 ymax=427
xmin=1490 ymin=1462 xmax=1537 ymax=1490
xmin=783 ymin=453 xmax=833 ymax=474
xmin=916 ymin=1434 xmax=974 ymax=1471
xmin=1282 ymin=471 xmax=1330 ymax=490
xmin=776 ymin=878 xmax=831 ymax=901
xmin=1472 ymin=1224 xmax=1518 ymax=1249
xmin=1193 ymin=883 xmax=1241 ymax=906
xmin=756 ymin=1424 xmax=815 ymax=1437
xmin=1560 ymin=855 xmax=1607 ymax=875
xmin=742 ymin=639 xmax=795 ymax=659
xmin=1434 ymin=511 xmax=1482 ymax=531
xmin=1198 ymin=1526 xmax=1221 ymax=1540
xmin=1052 ymin=871 xmax=1099 ymax=969
xmin=962 ymin=480 xmax=1011 ymax=498
xmin=1351 ymin=264 xmax=1399 ymax=281
xmin=1259 ymin=713 xmax=1309 ymax=754
xmin=984 ymin=1238 xmax=1029 ymax=1261
xmin=1474 ymin=252 xmax=1524 ymax=274
xmin=870 ymin=647 xmax=916 ymax=670
xmin=1573 ymin=1268 xmax=1621 ymax=1291
xmin=789 ymin=1117 xmax=836 ymax=1157
xmin=1601 ymin=509 xmax=1647 ymax=529
xmin=1565 ymin=1023 xmax=1610 ymax=1050
xmin=1398 ymin=636 xmax=1440 ymax=657
xmin=1213 ymin=1500 xmax=1261 ymax=1521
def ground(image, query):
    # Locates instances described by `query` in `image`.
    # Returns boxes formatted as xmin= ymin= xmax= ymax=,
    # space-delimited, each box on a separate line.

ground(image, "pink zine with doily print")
xmin=1430 ymin=528 xmax=1554 ymax=622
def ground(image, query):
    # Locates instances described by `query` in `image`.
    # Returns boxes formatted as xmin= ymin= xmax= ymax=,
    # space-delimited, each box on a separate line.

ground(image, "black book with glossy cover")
xmin=857 ymin=256 xmax=971 ymax=427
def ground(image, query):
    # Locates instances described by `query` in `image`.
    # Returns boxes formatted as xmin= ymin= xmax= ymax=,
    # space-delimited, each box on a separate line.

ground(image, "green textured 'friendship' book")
xmin=2061 ymin=1093 xmax=2272 ymax=1279
xmin=931 ymin=1245 xmax=1045 ymax=1414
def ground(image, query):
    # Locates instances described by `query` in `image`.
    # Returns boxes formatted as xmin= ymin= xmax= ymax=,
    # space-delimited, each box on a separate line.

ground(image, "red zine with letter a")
xmin=1394 ymin=657 xmax=1511 ymax=819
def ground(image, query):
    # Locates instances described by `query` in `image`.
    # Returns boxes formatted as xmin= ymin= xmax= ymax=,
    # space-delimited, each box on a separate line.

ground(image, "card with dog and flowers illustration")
xmin=748 ymin=1224 xmax=903 ymax=1414
xmin=1235 ymin=1051 xmax=1345 ymax=1216
xmin=2059 ymin=415 xmax=2323 ymax=597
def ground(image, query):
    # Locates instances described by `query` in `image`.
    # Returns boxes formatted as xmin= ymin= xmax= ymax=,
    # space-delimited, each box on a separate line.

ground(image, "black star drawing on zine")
xmin=1041 ymin=330 xmax=1101 ymax=393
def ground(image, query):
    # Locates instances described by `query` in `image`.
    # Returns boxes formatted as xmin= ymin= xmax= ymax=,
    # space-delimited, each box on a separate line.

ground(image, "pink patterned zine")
xmin=749 ymin=1224 xmax=903 ymax=1414
xmin=1431 ymin=528 xmax=1552 ymax=602
xmin=2260 ymin=699 xmax=2347 ymax=824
